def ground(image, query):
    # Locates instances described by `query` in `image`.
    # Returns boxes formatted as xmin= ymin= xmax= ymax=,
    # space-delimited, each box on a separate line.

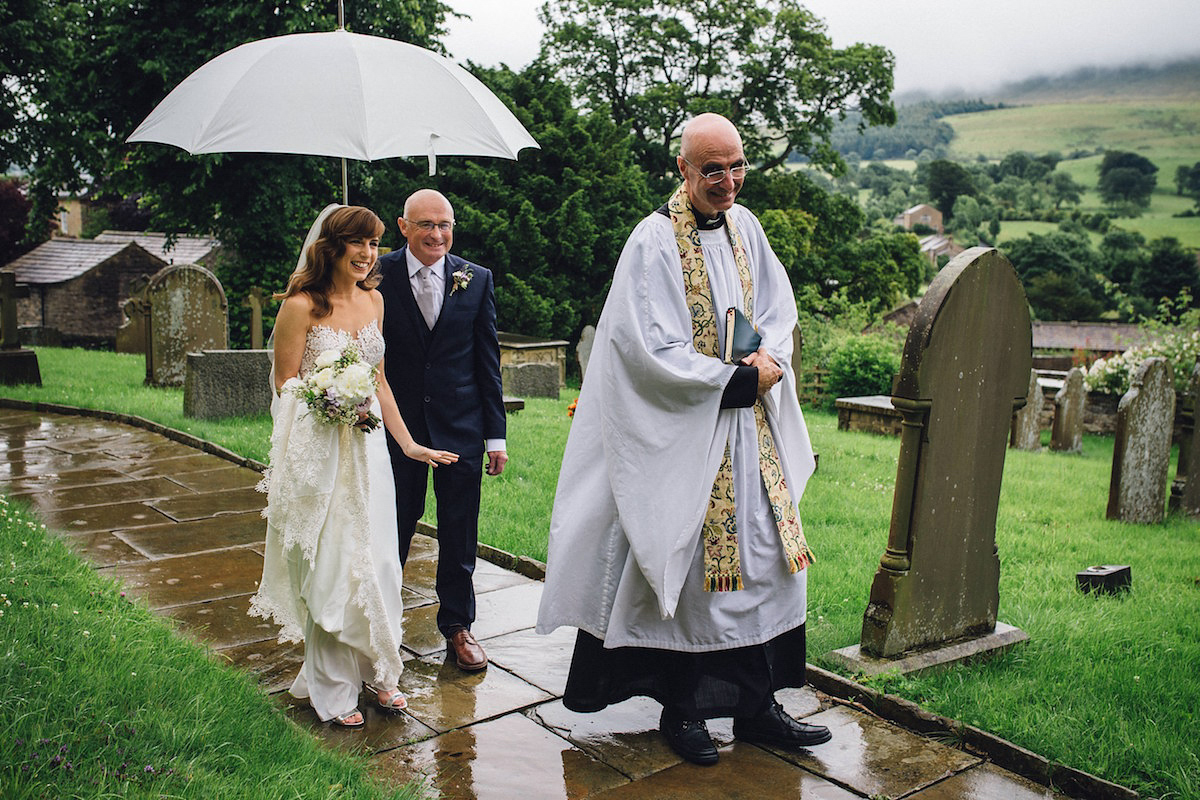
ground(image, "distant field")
xmin=944 ymin=101 xmax=1200 ymax=248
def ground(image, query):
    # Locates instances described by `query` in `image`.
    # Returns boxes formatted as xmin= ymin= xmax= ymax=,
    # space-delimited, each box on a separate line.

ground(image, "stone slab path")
xmin=1 ymin=407 xmax=1083 ymax=799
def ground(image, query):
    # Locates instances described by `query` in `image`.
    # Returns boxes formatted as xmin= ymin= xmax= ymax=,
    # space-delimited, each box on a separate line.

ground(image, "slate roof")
xmin=94 ymin=231 xmax=220 ymax=264
xmin=1 ymin=239 xmax=150 ymax=284
xmin=1032 ymin=321 xmax=1157 ymax=352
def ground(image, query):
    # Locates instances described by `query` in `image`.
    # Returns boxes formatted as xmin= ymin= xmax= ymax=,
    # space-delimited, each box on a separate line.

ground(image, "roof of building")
xmin=1032 ymin=321 xmax=1158 ymax=352
xmin=1 ymin=239 xmax=157 ymax=285
xmin=94 ymin=231 xmax=220 ymax=264
xmin=903 ymin=203 xmax=938 ymax=216
xmin=918 ymin=234 xmax=962 ymax=255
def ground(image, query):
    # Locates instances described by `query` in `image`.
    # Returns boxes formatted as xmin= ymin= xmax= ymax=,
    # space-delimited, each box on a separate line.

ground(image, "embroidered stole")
xmin=665 ymin=184 xmax=813 ymax=591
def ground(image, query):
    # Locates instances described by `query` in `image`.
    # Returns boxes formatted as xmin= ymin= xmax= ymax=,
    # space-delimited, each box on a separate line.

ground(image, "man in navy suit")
xmin=378 ymin=188 xmax=507 ymax=671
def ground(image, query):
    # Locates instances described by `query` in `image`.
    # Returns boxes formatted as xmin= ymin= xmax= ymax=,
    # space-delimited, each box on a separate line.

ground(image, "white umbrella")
xmin=127 ymin=28 xmax=539 ymax=200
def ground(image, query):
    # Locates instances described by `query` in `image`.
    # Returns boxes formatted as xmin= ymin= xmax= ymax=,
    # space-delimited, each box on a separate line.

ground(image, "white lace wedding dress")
xmin=250 ymin=321 xmax=404 ymax=721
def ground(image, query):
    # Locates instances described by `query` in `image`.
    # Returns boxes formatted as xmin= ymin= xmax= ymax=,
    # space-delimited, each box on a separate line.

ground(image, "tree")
xmin=1098 ymin=229 xmax=1147 ymax=286
xmin=1047 ymin=171 xmax=1084 ymax=209
xmin=1097 ymin=150 xmax=1158 ymax=210
xmin=1175 ymin=162 xmax=1200 ymax=208
xmin=537 ymin=0 xmax=896 ymax=177
xmin=924 ymin=160 xmax=975 ymax=220
xmin=0 ymin=178 xmax=34 ymax=265
xmin=1133 ymin=237 xmax=1200 ymax=309
xmin=1002 ymin=231 xmax=1108 ymax=320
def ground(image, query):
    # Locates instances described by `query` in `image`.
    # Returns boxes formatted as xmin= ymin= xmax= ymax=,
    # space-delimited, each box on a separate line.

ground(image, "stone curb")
xmin=0 ymin=398 xmax=1140 ymax=800
xmin=804 ymin=665 xmax=1138 ymax=800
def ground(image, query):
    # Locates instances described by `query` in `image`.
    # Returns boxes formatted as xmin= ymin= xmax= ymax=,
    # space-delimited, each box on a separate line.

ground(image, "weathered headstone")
xmin=501 ymin=362 xmax=560 ymax=398
xmin=576 ymin=324 xmax=596 ymax=384
xmin=829 ymin=248 xmax=1030 ymax=675
xmin=1175 ymin=361 xmax=1200 ymax=517
xmin=115 ymin=275 xmax=152 ymax=354
xmin=183 ymin=350 xmax=273 ymax=419
xmin=0 ymin=272 xmax=41 ymax=386
xmin=1107 ymin=357 xmax=1175 ymax=524
xmin=145 ymin=264 xmax=228 ymax=387
xmin=244 ymin=288 xmax=267 ymax=351
xmin=1009 ymin=369 xmax=1042 ymax=451
xmin=790 ymin=323 xmax=804 ymax=402
xmin=1050 ymin=367 xmax=1085 ymax=453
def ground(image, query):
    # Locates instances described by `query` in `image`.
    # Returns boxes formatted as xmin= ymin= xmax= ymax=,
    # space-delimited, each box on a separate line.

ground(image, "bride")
xmin=250 ymin=204 xmax=457 ymax=728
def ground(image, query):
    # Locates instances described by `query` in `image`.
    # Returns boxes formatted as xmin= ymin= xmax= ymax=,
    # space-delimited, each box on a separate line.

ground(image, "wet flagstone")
xmin=369 ymin=711 xmax=630 ymax=800
xmin=591 ymin=741 xmax=860 ymax=799
xmin=402 ymin=581 xmax=543 ymax=656
xmin=59 ymin=530 xmax=149 ymax=567
xmin=117 ymin=451 xmax=245 ymax=478
xmin=158 ymin=592 xmax=278 ymax=649
xmin=214 ymin=637 xmax=304 ymax=694
xmin=1 ymin=467 xmax=136 ymax=495
xmin=485 ymin=625 xmax=576 ymax=696
xmin=147 ymin=486 xmax=265 ymax=521
xmin=166 ymin=466 xmax=262 ymax=493
xmin=1 ymin=450 xmax=124 ymax=479
xmin=772 ymin=705 xmax=980 ymax=799
xmin=16 ymin=475 xmax=193 ymax=508
xmin=399 ymin=652 xmax=553 ymax=734
xmin=101 ymin=547 xmax=264 ymax=610
xmin=280 ymin=690 xmax=440 ymax=754
xmin=36 ymin=499 xmax=174 ymax=533
xmin=116 ymin=511 xmax=266 ymax=558
xmin=910 ymin=761 xmax=1071 ymax=799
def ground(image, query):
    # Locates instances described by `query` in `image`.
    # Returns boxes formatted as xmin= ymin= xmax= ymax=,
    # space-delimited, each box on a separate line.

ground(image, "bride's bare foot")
xmin=331 ymin=708 xmax=364 ymax=728
xmin=376 ymin=687 xmax=407 ymax=712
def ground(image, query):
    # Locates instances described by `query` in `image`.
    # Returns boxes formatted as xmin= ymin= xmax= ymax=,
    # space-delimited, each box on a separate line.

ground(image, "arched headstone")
xmin=831 ymin=248 xmax=1031 ymax=672
xmin=1050 ymin=367 xmax=1085 ymax=453
xmin=1107 ymin=357 xmax=1175 ymax=524
xmin=1177 ymin=361 xmax=1200 ymax=517
xmin=145 ymin=263 xmax=228 ymax=387
xmin=576 ymin=324 xmax=596 ymax=384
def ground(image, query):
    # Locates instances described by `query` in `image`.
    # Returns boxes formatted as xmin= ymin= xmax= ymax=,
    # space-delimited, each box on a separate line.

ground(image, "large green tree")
xmin=1096 ymin=150 xmax=1158 ymax=210
xmin=537 ymin=0 xmax=896 ymax=178
xmin=922 ymin=160 xmax=975 ymax=220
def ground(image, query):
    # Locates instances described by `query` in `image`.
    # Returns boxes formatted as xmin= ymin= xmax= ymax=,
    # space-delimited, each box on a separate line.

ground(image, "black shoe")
xmin=733 ymin=700 xmax=832 ymax=748
xmin=660 ymin=708 xmax=719 ymax=766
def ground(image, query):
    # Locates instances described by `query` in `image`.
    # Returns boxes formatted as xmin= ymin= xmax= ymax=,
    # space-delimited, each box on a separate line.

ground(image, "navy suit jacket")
xmin=377 ymin=246 xmax=505 ymax=458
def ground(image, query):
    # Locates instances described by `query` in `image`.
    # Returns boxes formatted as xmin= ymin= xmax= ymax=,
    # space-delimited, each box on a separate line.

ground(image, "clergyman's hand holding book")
xmin=723 ymin=307 xmax=762 ymax=364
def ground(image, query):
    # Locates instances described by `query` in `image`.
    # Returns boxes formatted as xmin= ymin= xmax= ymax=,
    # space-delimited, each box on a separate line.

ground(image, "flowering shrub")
xmin=1084 ymin=328 xmax=1200 ymax=395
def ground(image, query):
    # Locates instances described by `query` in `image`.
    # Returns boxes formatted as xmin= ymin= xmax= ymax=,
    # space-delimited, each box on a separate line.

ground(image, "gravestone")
xmin=1175 ymin=361 xmax=1200 ymax=517
xmin=829 ymin=248 xmax=1030 ymax=674
xmin=244 ymin=288 xmax=267 ymax=351
xmin=115 ymin=275 xmax=151 ymax=354
xmin=183 ymin=350 xmax=273 ymax=419
xmin=145 ymin=264 xmax=228 ymax=387
xmin=1009 ymin=369 xmax=1042 ymax=450
xmin=1050 ymin=367 xmax=1085 ymax=453
xmin=501 ymin=362 xmax=559 ymax=398
xmin=1107 ymin=357 xmax=1175 ymax=524
xmin=0 ymin=272 xmax=41 ymax=386
xmin=576 ymin=324 xmax=596 ymax=384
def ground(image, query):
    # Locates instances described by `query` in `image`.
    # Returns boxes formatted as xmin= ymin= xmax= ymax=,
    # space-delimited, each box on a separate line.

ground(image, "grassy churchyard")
xmin=2 ymin=346 xmax=1198 ymax=798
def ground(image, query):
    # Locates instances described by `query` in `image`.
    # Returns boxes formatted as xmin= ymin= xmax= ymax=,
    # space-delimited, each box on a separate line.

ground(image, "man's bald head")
xmin=677 ymin=113 xmax=746 ymax=218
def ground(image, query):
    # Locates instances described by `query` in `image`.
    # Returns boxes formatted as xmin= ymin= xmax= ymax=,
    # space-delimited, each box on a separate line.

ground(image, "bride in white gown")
xmin=251 ymin=205 xmax=458 ymax=728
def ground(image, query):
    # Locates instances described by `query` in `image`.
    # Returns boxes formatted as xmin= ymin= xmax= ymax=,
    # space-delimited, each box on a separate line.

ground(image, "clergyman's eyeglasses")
xmin=682 ymin=158 xmax=750 ymax=184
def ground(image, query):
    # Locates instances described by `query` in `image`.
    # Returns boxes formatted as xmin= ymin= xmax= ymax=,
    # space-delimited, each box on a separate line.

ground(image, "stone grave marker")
xmin=115 ymin=275 xmax=152 ymax=354
xmin=576 ymin=324 xmax=596 ymax=384
xmin=501 ymin=362 xmax=559 ymax=398
xmin=1107 ymin=357 xmax=1175 ymax=524
xmin=145 ymin=264 xmax=228 ymax=387
xmin=1175 ymin=361 xmax=1200 ymax=517
xmin=1050 ymin=367 xmax=1084 ymax=452
xmin=244 ymin=287 xmax=267 ymax=351
xmin=828 ymin=247 xmax=1030 ymax=675
xmin=183 ymin=350 xmax=273 ymax=419
xmin=1009 ymin=369 xmax=1042 ymax=450
xmin=0 ymin=272 xmax=41 ymax=385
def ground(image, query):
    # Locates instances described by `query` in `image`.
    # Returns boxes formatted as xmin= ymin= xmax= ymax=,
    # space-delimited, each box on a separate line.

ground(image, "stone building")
xmin=893 ymin=203 xmax=944 ymax=234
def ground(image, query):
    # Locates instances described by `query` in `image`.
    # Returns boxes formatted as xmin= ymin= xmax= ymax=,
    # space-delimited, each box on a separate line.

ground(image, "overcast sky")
xmin=443 ymin=0 xmax=1200 ymax=96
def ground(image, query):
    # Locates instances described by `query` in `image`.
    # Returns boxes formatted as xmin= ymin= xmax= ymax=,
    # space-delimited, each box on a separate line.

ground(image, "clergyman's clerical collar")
xmin=693 ymin=209 xmax=726 ymax=230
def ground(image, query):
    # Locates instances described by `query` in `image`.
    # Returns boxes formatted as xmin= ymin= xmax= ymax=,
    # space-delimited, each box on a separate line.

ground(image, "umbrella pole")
xmin=337 ymin=0 xmax=344 ymax=29
xmin=341 ymin=157 xmax=349 ymax=205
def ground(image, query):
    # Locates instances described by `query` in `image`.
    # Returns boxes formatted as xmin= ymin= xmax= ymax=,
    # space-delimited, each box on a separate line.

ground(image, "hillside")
xmin=992 ymin=58 xmax=1200 ymax=105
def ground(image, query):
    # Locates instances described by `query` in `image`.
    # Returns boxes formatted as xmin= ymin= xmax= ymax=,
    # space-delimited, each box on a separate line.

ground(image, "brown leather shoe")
xmin=447 ymin=628 xmax=487 ymax=671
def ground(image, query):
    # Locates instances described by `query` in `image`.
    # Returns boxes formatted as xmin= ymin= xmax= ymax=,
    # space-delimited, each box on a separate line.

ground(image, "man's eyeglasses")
xmin=404 ymin=219 xmax=455 ymax=232
xmin=682 ymin=158 xmax=750 ymax=184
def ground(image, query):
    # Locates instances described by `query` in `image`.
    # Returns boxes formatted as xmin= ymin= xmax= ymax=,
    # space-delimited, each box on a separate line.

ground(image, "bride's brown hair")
xmin=277 ymin=206 xmax=386 ymax=318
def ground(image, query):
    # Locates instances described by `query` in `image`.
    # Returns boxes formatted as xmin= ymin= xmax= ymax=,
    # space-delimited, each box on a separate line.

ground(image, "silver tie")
xmin=416 ymin=266 xmax=438 ymax=329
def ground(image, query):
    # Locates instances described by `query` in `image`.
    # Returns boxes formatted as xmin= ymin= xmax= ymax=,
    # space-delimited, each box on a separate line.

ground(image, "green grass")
xmin=943 ymin=101 xmax=1200 ymax=249
xmin=0 ymin=495 xmax=424 ymax=800
xmin=5 ymin=346 xmax=1199 ymax=798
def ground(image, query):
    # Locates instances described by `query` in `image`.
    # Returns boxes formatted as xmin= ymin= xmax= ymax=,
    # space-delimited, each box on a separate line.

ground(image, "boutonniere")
xmin=450 ymin=265 xmax=474 ymax=295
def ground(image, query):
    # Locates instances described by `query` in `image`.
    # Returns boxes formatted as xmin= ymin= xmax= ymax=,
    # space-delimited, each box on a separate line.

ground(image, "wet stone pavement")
xmin=1 ymin=407 xmax=1078 ymax=800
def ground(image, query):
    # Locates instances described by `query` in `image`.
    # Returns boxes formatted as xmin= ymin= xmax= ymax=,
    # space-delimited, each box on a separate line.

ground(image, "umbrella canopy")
xmin=127 ymin=29 xmax=539 ymax=185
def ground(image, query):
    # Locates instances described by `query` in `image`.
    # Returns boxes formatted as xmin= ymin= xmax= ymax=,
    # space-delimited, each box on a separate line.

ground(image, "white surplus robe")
xmin=536 ymin=204 xmax=817 ymax=653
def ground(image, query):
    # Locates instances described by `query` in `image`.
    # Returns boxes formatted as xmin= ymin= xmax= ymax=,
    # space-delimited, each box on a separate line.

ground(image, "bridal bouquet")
xmin=293 ymin=345 xmax=381 ymax=432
